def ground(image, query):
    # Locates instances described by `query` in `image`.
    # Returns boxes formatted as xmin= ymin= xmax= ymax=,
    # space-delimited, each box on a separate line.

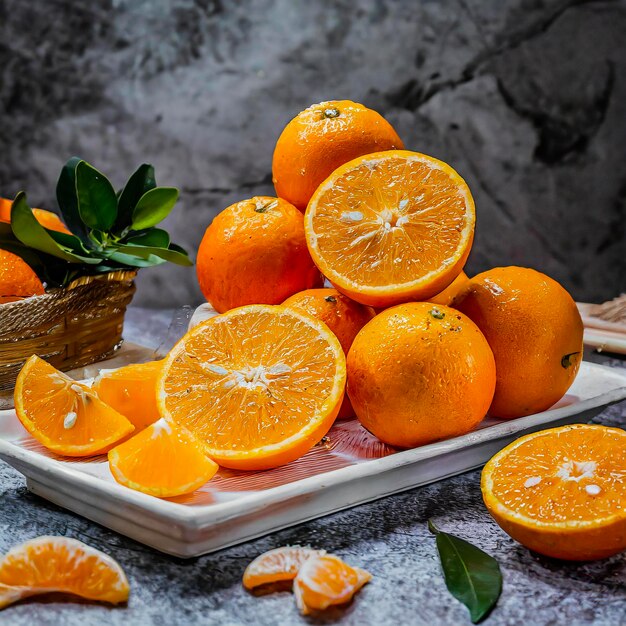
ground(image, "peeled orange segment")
xmin=108 ymin=418 xmax=219 ymax=498
xmin=304 ymin=150 xmax=475 ymax=307
xmin=14 ymin=355 xmax=134 ymax=457
xmin=243 ymin=547 xmax=325 ymax=590
xmin=482 ymin=424 xmax=626 ymax=561
xmin=0 ymin=536 xmax=129 ymax=608
xmin=93 ymin=361 xmax=163 ymax=431
xmin=157 ymin=305 xmax=346 ymax=470
xmin=293 ymin=554 xmax=371 ymax=614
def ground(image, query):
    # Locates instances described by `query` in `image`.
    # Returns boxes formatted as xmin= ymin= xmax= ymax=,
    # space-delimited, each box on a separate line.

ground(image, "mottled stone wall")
xmin=0 ymin=0 xmax=624 ymax=306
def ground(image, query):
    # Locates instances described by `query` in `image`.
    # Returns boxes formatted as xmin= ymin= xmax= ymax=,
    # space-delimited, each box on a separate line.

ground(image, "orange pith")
xmin=243 ymin=547 xmax=325 ymax=590
xmin=108 ymin=418 xmax=219 ymax=498
xmin=482 ymin=425 xmax=626 ymax=561
xmin=293 ymin=554 xmax=371 ymax=614
xmin=157 ymin=305 xmax=346 ymax=470
xmin=93 ymin=361 xmax=163 ymax=431
xmin=0 ymin=536 xmax=129 ymax=608
xmin=0 ymin=197 xmax=70 ymax=234
xmin=0 ymin=249 xmax=45 ymax=303
xmin=304 ymin=150 xmax=475 ymax=307
xmin=14 ymin=356 xmax=135 ymax=456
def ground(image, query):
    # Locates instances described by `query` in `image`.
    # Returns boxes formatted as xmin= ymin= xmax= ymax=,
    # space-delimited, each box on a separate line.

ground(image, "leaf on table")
xmin=75 ymin=160 xmax=118 ymax=231
xmin=428 ymin=519 xmax=502 ymax=623
xmin=131 ymin=187 xmax=179 ymax=230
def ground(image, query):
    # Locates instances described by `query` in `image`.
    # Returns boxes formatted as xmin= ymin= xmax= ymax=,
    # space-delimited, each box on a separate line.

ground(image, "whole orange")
xmin=454 ymin=266 xmax=583 ymax=419
xmin=196 ymin=196 xmax=322 ymax=313
xmin=272 ymin=100 xmax=404 ymax=211
xmin=347 ymin=302 xmax=496 ymax=448
xmin=283 ymin=288 xmax=375 ymax=418
xmin=428 ymin=271 xmax=469 ymax=306
xmin=0 ymin=249 xmax=45 ymax=303
xmin=0 ymin=197 xmax=70 ymax=234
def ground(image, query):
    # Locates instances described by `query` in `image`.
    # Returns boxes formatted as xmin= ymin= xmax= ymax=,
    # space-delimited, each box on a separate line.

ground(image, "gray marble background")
xmin=0 ymin=0 xmax=625 ymax=307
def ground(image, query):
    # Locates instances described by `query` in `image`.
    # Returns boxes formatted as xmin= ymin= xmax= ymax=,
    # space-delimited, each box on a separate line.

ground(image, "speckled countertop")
xmin=0 ymin=307 xmax=624 ymax=626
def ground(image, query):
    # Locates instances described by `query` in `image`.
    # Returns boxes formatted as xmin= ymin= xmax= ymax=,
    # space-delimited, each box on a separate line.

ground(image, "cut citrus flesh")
xmin=14 ymin=356 xmax=135 ymax=456
xmin=108 ymin=418 xmax=219 ymax=498
xmin=93 ymin=361 xmax=163 ymax=431
xmin=0 ymin=536 xmax=129 ymax=607
xmin=157 ymin=304 xmax=346 ymax=470
xmin=304 ymin=150 xmax=475 ymax=307
xmin=482 ymin=424 xmax=626 ymax=560
xmin=293 ymin=554 xmax=371 ymax=614
xmin=243 ymin=547 xmax=325 ymax=590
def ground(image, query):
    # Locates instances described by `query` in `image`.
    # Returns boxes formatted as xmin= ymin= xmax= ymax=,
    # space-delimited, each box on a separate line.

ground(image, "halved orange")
xmin=108 ymin=418 xmax=219 ymax=497
xmin=243 ymin=547 xmax=325 ymax=590
xmin=93 ymin=361 xmax=163 ymax=431
xmin=14 ymin=356 xmax=135 ymax=456
xmin=0 ymin=536 xmax=129 ymax=608
xmin=304 ymin=150 xmax=475 ymax=307
xmin=482 ymin=424 xmax=626 ymax=560
xmin=156 ymin=304 xmax=346 ymax=470
xmin=293 ymin=554 xmax=371 ymax=614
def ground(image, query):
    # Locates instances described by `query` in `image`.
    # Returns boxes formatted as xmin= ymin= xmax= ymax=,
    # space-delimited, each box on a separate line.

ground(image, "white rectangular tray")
xmin=1 ymin=361 xmax=625 ymax=557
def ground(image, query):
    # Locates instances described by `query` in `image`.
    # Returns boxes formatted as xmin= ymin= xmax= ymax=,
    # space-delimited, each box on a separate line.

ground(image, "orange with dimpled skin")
xmin=196 ymin=196 xmax=322 ymax=313
xmin=347 ymin=302 xmax=496 ymax=448
xmin=272 ymin=100 xmax=404 ymax=211
xmin=453 ymin=266 xmax=583 ymax=419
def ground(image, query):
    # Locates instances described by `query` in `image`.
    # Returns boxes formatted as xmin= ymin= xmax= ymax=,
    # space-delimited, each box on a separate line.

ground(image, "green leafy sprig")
xmin=0 ymin=158 xmax=192 ymax=287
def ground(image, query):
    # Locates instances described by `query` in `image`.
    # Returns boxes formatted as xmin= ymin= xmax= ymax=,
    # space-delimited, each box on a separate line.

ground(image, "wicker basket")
xmin=0 ymin=270 xmax=136 ymax=391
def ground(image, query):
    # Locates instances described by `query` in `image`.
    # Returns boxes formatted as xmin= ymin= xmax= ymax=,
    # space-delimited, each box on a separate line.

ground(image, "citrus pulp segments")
xmin=304 ymin=150 xmax=475 ymax=307
xmin=157 ymin=305 xmax=346 ymax=470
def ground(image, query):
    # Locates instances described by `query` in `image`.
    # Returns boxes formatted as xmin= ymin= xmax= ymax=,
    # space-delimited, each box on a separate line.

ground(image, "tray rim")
xmin=1 ymin=361 xmax=625 ymax=529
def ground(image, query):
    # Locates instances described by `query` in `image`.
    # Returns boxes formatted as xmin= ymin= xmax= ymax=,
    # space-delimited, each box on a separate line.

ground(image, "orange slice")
xmin=482 ymin=424 xmax=626 ymax=560
xmin=293 ymin=554 xmax=371 ymax=614
xmin=14 ymin=355 xmax=135 ymax=456
xmin=93 ymin=361 xmax=163 ymax=431
xmin=243 ymin=547 xmax=325 ymax=590
xmin=304 ymin=150 xmax=475 ymax=307
xmin=108 ymin=418 xmax=219 ymax=497
xmin=0 ymin=536 xmax=129 ymax=608
xmin=157 ymin=304 xmax=346 ymax=470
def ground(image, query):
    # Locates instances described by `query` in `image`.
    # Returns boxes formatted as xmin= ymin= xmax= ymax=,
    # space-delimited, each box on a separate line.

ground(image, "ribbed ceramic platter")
xmin=0 ymin=361 xmax=625 ymax=557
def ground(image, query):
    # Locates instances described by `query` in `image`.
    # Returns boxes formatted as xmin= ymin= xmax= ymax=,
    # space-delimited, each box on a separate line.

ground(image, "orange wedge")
xmin=0 ymin=536 xmax=129 ymax=608
xmin=243 ymin=547 xmax=325 ymax=590
xmin=93 ymin=361 xmax=163 ymax=431
xmin=482 ymin=424 xmax=626 ymax=561
xmin=304 ymin=150 xmax=475 ymax=307
xmin=108 ymin=418 xmax=219 ymax=497
xmin=293 ymin=554 xmax=371 ymax=614
xmin=14 ymin=356 xmax=134 ymax=456
xmin=157 ymin=304 xmax=346 ymax=470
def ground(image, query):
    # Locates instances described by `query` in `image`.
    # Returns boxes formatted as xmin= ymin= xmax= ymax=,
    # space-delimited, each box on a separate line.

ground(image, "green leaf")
xmin=106 ymin=250 xmax=168 ymax=268
xmin=127 ymin=228 xmax=170 ymax=248
xmin=131 ymin=187 xmax=179 ymax=230
xmin=56 ymin=156 xmax=90 ymax=240
xmin=116 ymin=243 xmax=193 ymax=266
xmin=10 ymin=193 xmax=100 ymax=264
xmin=116 ymin=163 xmax=156 ymax=232
xmin=75 ymin=160 xmax=118 ymax=231
xmin=428 ymin=519 xmax=502 ymax=623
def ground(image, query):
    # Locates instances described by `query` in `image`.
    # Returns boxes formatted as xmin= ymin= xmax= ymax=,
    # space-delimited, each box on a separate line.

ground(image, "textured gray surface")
xmin=1 ymin=0 xmax=625 ymax=307
xmin=0 ymin=307 xmax=624 ymax=626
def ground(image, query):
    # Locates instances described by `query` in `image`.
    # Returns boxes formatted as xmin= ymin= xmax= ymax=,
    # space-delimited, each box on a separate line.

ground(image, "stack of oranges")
xmin=12 ymin=99 xmax=624 ymax=567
